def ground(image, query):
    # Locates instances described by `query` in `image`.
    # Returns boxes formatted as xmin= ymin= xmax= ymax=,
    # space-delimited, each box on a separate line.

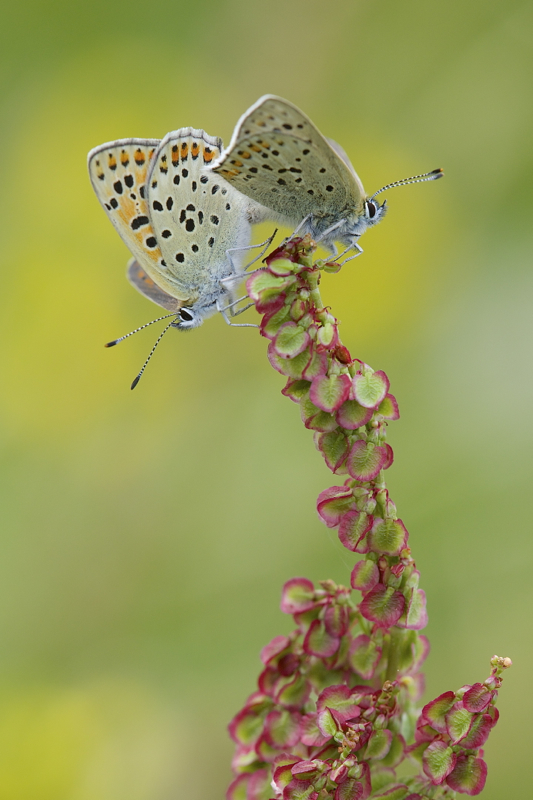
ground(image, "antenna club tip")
xmin=432 ymin=168 xmax=444 ymax=178
xmin=105 ymin=340 xmax=118 ymax=347
xmin=131 ymin=375 xmax=141 ymax=390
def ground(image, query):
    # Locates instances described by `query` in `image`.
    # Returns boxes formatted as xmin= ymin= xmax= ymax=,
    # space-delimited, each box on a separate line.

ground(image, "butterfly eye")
xmin=179 ymin=308 xmax=194 ymax=322
xmin=365 ymin=200 xmax=377 ymax=219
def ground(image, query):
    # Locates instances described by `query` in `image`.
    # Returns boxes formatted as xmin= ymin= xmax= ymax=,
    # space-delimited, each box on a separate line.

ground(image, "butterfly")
xmin=88 ymin=128 xmax=269 ymax=385
xmin=211 ymin=95 xmax=443 ymax=255
xmin=88 ymin=128 xmax=269 ymax=327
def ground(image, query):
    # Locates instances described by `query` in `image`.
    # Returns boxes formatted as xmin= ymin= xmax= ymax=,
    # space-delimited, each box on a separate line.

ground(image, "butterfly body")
xmin=88 ymin=128 xmax=264 ymax=329
xmin=211 ymin=95 xmax=440 ymax=253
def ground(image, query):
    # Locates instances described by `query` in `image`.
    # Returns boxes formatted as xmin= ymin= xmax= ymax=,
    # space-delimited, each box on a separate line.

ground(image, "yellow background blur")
xmin=0 ymin=1 xmax=532 ymax=797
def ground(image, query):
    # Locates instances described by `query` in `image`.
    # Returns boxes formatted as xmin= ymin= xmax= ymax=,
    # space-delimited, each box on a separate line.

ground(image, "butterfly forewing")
xmin=88 ymin=140 xmax=172 ymax=285
xmin=212 ymin=95 xmax=366 ymax=224
xmin=147 ymin=128 xmax=254 ymax=302
xmin=126 ymin=259 xmax=182 ymax=312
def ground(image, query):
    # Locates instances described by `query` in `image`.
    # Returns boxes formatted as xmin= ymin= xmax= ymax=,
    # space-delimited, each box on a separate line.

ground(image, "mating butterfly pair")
xmin=88 ymin=95 xmax=442 ymax=386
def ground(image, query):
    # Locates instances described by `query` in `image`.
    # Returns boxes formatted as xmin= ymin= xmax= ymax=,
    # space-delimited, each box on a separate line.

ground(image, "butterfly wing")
xmin=88 ymin=139 xmax=185 ymax=294
xmin=326 ymin=138 xmax=360 ymax=180
xmin=146 ymin=128 xmax=255 ymax=303
xmin=211 ymin=95 xmax=366 ymax=225
xmin=126 ymin=259 xmax=182 ymax=311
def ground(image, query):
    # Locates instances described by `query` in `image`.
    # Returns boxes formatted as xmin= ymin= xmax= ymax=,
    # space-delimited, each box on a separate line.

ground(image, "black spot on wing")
xmin=131 ymin=215 xmax=149 ymax=230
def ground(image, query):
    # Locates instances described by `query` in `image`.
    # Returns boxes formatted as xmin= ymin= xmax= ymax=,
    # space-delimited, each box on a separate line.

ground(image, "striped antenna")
xmin=130 ymin=318 xmax=176 ymax=390
xmin=105 ymin=313 xmax=178 ymax=347
xmin=370 ymin=168 xmax=444 ymax=201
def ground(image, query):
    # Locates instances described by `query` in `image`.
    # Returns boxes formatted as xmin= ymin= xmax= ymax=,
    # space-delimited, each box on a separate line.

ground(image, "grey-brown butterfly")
xmin=211 ymin=95 xmax=443 ymax=257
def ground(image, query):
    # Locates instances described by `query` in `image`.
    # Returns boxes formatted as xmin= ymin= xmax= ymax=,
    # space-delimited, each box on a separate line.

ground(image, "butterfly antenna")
xmin=105 ymin=313 xmax=178 ymax=347
xmin=370 ymin=168 xmax=444 ymax=200
xmin=130 ymin=318 xmax=176 ymax=390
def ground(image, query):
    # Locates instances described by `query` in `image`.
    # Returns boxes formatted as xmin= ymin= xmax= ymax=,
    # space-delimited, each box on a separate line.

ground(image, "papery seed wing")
xmin=212 ymin=95 xmax=366 ymax=224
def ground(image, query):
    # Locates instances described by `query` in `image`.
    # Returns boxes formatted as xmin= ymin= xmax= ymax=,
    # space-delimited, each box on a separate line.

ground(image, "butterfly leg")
xmin=244 ymin=229 xmax=278 ymax=270
xmin=223 ymin=294 xmax=255 ymax=317
xmin=225 ymin=229 xmax=278 ymax=276
xmin=335 ymin=245 xmax=352 ymax=261
xmin=339 ymin=240 xmax=364 ymax=266
xmin=219 ymin=230 xmax=279 ymax=321
xmin=278 ymin=214 xmax=312 ymax=248
xmin=217 ymin=297 xmax=258 ymax=328
xmin=315 ymin=218 xmax=347 ymax=246
xmin=219 ymin=266 xmax=266 ymax=306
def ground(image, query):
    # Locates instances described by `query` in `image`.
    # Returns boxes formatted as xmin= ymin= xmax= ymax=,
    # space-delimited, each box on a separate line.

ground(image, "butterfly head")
xmin=172 ymin=287 xmax=230 ymax=330
xmin=363 ymin=197 xmax=387 ymax=228
xmin=336 ymin=197 xmax=387 ymax=245
xmin=171 ymin=304 xmax=210 ymax=331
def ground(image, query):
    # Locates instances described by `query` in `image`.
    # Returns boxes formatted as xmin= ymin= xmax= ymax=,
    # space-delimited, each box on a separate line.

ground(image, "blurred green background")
xmin=0 ymin=0 xmax=531 ymax=797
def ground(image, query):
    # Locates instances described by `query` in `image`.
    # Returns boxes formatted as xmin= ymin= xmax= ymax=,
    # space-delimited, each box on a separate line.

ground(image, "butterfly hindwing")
xmin=126 ymin=259 xmax=182 ymax=312
xmin=146 ymin=128 xmax=255 ymax=303
xmin=88 ymin=139 xmax=174 ymax=286
xmin=212 ymin=95 xmax=366 ymax=225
